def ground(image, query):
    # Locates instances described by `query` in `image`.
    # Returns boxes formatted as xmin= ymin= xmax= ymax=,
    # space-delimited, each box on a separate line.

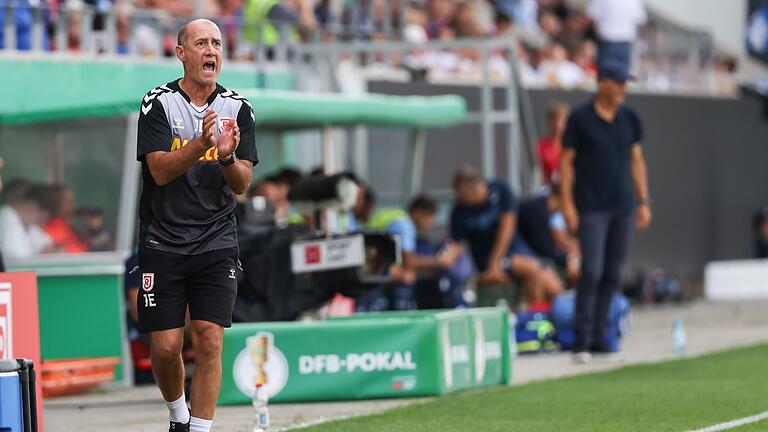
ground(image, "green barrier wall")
xmin=219 ymin=307 xmax=510 ymax=405
xmin=32 ymin=268 xmax=126 ymax=380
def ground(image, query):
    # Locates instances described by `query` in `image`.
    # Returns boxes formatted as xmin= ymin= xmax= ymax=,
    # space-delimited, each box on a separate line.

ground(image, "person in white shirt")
xmin=587 ymin=0 xmax=646 ymax=69
xmin=0 ymin=180 xmax=53 ymax=260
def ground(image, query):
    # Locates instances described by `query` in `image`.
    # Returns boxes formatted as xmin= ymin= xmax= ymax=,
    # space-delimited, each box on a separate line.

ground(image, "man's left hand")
xmin=477 ymin=262 xmax=508 ymax=285
xmin=217 ymin=121 xmax=240 ymax=160
xmin=636 ymin=204 xmax=652 ymax=230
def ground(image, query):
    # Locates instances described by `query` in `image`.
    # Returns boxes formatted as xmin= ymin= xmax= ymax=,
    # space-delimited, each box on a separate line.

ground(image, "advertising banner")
xmin=220 ymin=308 xmax=511 ymax=405
xmin=0 ymin=272 xmax=42 ymax=426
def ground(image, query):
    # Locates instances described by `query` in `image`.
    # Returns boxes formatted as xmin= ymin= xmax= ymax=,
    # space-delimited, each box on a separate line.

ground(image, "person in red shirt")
xmin=538 ymin=103 xmax=570 ymax=184
xmin=38 ymin=184 xmax=89 ymax=253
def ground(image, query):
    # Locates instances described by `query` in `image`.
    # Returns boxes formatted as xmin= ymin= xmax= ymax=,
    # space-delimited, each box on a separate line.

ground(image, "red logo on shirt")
xmin=142 ymin=273 xmax=155 ymax=292
xmin=219 ymin=117 xmax=235 ymax=132
xmin=305 ymin=246 xmax=321 ymax=265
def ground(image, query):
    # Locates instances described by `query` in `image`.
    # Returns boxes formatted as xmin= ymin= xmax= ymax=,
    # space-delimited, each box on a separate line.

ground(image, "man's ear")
xmin=175 ymin=45 xmax=184 ymax=61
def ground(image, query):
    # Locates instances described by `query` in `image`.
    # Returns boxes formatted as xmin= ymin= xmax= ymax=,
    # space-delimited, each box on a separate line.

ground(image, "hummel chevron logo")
xmin=141 ymin=104 xmax=152 ymax=115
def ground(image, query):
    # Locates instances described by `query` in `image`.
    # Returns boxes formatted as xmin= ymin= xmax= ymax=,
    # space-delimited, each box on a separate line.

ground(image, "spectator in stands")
xmin=0 ymin=180 xmax=55 ymax=259
xmin=66 ymin=0 xmax=85 ymax=52
xmin=493 ymin=0 xmax=538 ymax=35
xmin=426 ymin=0 xmax=455 ymax=39
xmin=115 ymin=1 xmax=132 ymax=55
xmin=518 ymin=181 xmax=580 ymax=288
xmin=244 ymin=0 xmax=315 ymax=58
xmin=353 ymin=185 xmax=418 ymax=311
xmin=37 ymin=184 xmax=89 ymax=253
xmin=450 ymin=166 xmax=563 ymax=307
xmin=709 ymin=54 xmax=738 ymax=95
xmin=541 ymin=42 xmax=587 ymax=89
xmin=538 ymin=102 xmax=569 ymax=183
xmin=560 ymin=59 xmax=651 ymax=362
xmin=572 ymin=39 xmax=598 ymax=80
xmin=587 ymin=0 xmax=646 ymax=69
xmin=753 ymin=206 xmax=768 ymax=259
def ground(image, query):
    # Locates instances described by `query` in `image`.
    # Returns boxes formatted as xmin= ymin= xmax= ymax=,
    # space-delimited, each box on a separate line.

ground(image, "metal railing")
xmin=287 ymin=37 xmax=541 ymax=196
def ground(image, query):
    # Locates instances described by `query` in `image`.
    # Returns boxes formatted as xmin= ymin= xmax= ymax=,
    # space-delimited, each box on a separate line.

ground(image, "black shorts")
xmin=137 ymin=247 xmax=239 ymax=333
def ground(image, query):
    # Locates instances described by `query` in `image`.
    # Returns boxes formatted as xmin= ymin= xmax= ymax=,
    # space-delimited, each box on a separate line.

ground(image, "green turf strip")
xmin=295 ymin=344 xmax=768 ymax=432
xmin=729 ymin=417 xmax=768 ymax=431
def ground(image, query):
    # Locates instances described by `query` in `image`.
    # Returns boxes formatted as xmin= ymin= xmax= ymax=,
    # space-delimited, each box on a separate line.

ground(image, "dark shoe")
xmin=590 ymin=344 xmax=626 ymax=362
xmin=169 ymin=419 xmax=190 ymax=431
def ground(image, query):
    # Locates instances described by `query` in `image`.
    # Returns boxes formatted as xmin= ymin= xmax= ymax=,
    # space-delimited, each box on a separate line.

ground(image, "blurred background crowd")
xmin=0 ymin=0 xmax=741 ymax=94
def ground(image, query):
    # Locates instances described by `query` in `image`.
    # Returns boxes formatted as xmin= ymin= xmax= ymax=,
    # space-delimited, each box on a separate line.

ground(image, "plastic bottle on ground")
xmin=672 ymin=316 xmax=687 ymax=359
xmin=253 ymin=383 xmax=270 ymax=432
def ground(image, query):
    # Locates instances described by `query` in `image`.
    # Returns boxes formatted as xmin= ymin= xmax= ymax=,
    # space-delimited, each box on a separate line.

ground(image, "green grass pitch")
xmin=296 ymin=344 xmax=768 ymax=432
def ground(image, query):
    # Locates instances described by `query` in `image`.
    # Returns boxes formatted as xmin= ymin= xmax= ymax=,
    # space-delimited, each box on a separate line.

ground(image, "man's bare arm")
xmin=488 ymin=212 xmax=515 ymax=269
xmin=631 ymin=144 xmax=649 ymax=202
xmin=145 ymin=109 xmax=216 ymax=186
xmin=221 ymin=160 xmax=253 ymax=195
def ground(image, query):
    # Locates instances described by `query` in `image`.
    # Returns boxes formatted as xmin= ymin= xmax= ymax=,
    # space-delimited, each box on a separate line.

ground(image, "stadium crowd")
xmin=0 ymin=0 xmax=738 ymax=93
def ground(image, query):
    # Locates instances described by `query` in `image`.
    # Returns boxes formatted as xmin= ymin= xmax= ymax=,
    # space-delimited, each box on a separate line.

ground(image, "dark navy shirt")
xmin=563 ymin=102 xmax=643 ymax=212
xmin=518 ymin=191 xmax=565 ymax=266
xmin=450 ymin=179 xmax=519 ymax=270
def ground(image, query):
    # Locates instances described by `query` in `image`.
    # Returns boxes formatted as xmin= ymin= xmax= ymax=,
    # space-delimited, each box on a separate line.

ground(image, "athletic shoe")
xmin=168 ymin=416 xmax=192 ymax=432
xmin=169 ymin=419 xmax=190 ymax=431
xmin=572 ymin=351 xmax=592 ymax=364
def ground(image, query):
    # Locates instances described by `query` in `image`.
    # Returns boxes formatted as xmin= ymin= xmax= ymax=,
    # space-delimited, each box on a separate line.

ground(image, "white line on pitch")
xmin=688 ymin=410 xmax=768 ymax=432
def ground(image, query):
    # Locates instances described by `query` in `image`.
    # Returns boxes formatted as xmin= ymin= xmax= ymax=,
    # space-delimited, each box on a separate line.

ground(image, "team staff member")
xmin=450 ymin=166 xmax=562 ymax=306
xmin=560 ymin=60 xmax=651 ymax=364
xmin=137 ymin=19 xmax=258 ymax=432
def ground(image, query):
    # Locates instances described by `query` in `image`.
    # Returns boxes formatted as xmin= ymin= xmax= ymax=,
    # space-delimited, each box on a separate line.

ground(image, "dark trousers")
xmin=597 ymin=39 xmax=632 ymax=69
xmin=574 ymin=210 xmax=633 ymax=351
xmin=356 ymin=284 xmax=416 ymax=312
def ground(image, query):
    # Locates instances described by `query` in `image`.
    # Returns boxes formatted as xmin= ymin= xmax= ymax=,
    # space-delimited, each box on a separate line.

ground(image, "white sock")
xmin=190 ymin=416 xmax=213 ymax=432
xmin=165 ymin=393 xmax=190 ymax=424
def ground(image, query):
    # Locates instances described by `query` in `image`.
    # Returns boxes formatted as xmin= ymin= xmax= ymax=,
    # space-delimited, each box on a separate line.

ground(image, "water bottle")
xmin=252 ymin=384 xmax=270 ymax=432
xmin=672 ymin=316 xmax=687 ymax=359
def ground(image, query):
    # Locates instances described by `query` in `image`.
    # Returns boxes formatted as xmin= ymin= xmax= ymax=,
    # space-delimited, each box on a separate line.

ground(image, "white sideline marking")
xmin=280 ymin=414 xmax=356 ymax=431
xmin=688 ymin=411 xmax=768 ymax=432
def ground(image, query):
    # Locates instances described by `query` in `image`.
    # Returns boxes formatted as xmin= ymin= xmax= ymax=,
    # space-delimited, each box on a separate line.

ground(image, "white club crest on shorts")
xmin=142 ymin=273 xmax=155 ymax=292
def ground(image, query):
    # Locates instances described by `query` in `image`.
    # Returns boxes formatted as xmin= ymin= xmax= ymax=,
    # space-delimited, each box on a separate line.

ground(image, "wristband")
xmin=218 ymin=153 xmax=236 ymax=167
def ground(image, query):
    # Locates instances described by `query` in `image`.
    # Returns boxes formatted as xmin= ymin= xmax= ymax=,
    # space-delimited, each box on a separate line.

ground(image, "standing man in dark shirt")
xmin=137 ymin=19 xmax=258 ymax=432
xmin=561 ymin=60 xmax=651 ymax=363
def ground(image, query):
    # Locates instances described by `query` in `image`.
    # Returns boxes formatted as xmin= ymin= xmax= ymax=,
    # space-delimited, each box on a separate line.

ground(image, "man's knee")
xmin=151 ymin=335 xmax=184 ymax=361
xmin=193 ymin=322 xmax=224 ymax=359
xmin=509 ymin=256 xmax=541 ymax=279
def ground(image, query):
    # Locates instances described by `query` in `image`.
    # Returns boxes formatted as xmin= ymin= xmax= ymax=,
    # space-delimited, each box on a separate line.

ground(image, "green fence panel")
xmin=36 ymin=272 xmax=125 ymax=380
xmin=220 ymin=308 xmax=511 ymax=405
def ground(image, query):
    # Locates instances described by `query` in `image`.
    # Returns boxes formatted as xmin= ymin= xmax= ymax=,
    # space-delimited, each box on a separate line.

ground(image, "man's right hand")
xmin=202 ymin=109 xmax=217 ymax=149
xmin=563 ymin=204 xmax=579 ymax=234
xmin=437 ymin=242 xmax=462 ymax=268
